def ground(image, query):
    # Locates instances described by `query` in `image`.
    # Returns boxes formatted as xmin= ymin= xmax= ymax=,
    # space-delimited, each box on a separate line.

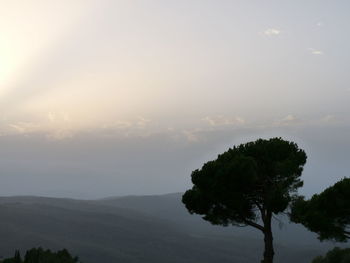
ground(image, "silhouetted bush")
xmin=312 ymin=247 xmax=350 ymax=263
xmin=1 ymin=248 xmax=80 ymax=263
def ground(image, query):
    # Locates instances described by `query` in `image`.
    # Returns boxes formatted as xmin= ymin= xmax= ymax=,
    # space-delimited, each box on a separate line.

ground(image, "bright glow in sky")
xmin=0 ymin=0 xmax=349 ymax=198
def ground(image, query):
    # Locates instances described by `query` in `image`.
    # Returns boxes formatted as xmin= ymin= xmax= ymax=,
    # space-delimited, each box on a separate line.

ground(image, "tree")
xmin=2 ymin=247 xmax=81 ymax=263
xmin=3 ymin=250 xmax=22 ymax=263
xmin=311 ymin=247 xmax=350 ymax=263
xmin=182 ymin=138 xmax=307 ymax=263
xmin=290 ymin=177 xmax=350 ymax=242
xmin=23 ymin=248 xmax=80 ymax=263
xmin=13 ymin=251 xmax=22 ymax=263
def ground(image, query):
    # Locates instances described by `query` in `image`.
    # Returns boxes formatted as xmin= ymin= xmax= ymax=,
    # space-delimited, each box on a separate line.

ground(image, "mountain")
xmin=0 ymin=194 xmax=338 ymax=263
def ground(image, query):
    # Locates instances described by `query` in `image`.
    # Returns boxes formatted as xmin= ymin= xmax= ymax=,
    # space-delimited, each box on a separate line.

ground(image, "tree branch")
xmin=243 ymin=219 xmax=265 ymax=232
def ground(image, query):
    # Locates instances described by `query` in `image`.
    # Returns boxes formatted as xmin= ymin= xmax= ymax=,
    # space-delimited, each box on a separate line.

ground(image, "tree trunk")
xmin=261 ymin=213 xmax=274 ymax=263
xmin=261 ymin=228 xmax=274 ymax=263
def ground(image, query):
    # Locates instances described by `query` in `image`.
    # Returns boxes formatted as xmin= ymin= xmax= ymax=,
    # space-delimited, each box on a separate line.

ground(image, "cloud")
xmin=8 ymin=121 xmax=75 ymax=140
xmin=182 ymin=130 xmax=201 ymax=142
xmin=283 ymin=114 xmax=297 ymax=122
xmin=46 ymin=129 xmax=74 ymax=140
xmin=273 ymin=114 xmax=301 ymax=127
xmin=1 ymin=111 xmax=77 ymax=140
xmin=47 ymin=111 xmax=71 ymax=123
xmin=262 ymin=28 xmax=281 ymax=36
xmin=101 ymin=121 xmax=133 ymax=131
xmin=8 ymin=122 xmax=42 ymax=134
xmin=136 ymin=116 xmax=151 ymax=128
xmin=319 ymin=114 xmax=337 ymax=124
xmin=308 ymin=48 xmax=323 ymax=55
xmin=316 ymin=21 xmax=324 ymax=27
xmin=102 ymin=117 xmax=151 ymax=130
xmin=202 ymin=116 xmax=245 ymax=127
xmin=271 ymin=114 xmax=343 ymax=129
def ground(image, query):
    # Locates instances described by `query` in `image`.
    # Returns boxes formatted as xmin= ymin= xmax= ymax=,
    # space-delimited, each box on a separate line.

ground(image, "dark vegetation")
xmin=182 ymin=137 xmax=350 ymax=263
xmin=291 ymin=178 xmax=350 ymax=242
xmin=290 ymin=178 xmax=350 ymax=262
xmin=311 ymin=247 xmax=350 ymax=263
xmin=182 ymin=138 xmax=307 ymax=263
xmin=1 ymin=248 xmax=79 ymax=263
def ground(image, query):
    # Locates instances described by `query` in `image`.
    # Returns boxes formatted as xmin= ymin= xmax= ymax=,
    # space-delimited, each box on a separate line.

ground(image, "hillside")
xmin=96 ymin=193 xmax=334 ymax=247
xmin=0 ymin=194 xmax=336 ymax=263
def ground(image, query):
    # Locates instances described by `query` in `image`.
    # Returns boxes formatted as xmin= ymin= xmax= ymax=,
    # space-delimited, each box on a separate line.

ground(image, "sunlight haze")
xmin=0 ymin=0 xmax=349 ymax=198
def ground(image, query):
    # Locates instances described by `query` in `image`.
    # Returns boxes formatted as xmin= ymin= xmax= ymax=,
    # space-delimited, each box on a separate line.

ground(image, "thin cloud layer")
xmin=308 ymin=48 xmax=324 ymax=55
xmin=202 ymin=116 xmax=246 ymax=127
xmin=262 ymin=28 xmax=281 ymax=36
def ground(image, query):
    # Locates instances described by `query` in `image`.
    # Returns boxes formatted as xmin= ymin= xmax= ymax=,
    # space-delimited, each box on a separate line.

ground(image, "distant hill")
xmin=0 ymin=194 xmax=339 ymax=263
xmin=96 ymin=193 xmax=335 ymax=247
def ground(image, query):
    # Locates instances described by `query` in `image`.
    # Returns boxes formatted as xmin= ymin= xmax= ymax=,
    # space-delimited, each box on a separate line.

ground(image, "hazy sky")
xmin=0 ymin=0 xmax=349 ymax=199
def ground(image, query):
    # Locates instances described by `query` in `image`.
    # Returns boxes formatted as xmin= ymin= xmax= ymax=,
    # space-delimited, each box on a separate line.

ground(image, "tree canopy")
xmin=290 ymin=177 xmax=350 ymax=242
xmin=1 ymin=248 xmax=80 ymax=263
xmin=182 ymin=137 xmax=307 ymax=263
xmin=311 ymin=247 xmax=350 ymax=263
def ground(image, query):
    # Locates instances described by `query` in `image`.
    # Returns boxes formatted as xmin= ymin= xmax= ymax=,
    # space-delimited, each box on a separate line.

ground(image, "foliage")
xmin=182 ymin=137 xmax=307 ymax=263
xmin=311 ymin=247 xmax=350 ymax=263
xmin=182 ymin=137 xmax=307 ymax=227
xmin=3 ymin=250 xmax=22 ymax=263
xmin=1 ymin=248 xmax=80 ymax=263
xmin=290 ymin=178 xmax=350 ymax=242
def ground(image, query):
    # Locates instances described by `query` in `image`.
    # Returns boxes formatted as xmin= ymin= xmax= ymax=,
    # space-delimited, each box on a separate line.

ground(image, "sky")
xmin=0 ymin=0 xmax=349 ymax=199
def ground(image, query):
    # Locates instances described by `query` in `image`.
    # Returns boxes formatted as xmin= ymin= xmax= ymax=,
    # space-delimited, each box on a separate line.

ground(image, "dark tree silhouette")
xmin=3 ymin=250 xmax=22 ymax=263
xmin=290 ymin=177 xmax=350 ymax=242
xmin=24 ymin=248 xmax=79 ymax=263
xmin=2 ymin=248 xmax=80 ymax=263
xmin=182 ymin=138 xmax=307 ymax=263
xmin=311 ymin=247 xmax=350 ymax=263
xmin=13 ymin=251 xmax=21 ymax=263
